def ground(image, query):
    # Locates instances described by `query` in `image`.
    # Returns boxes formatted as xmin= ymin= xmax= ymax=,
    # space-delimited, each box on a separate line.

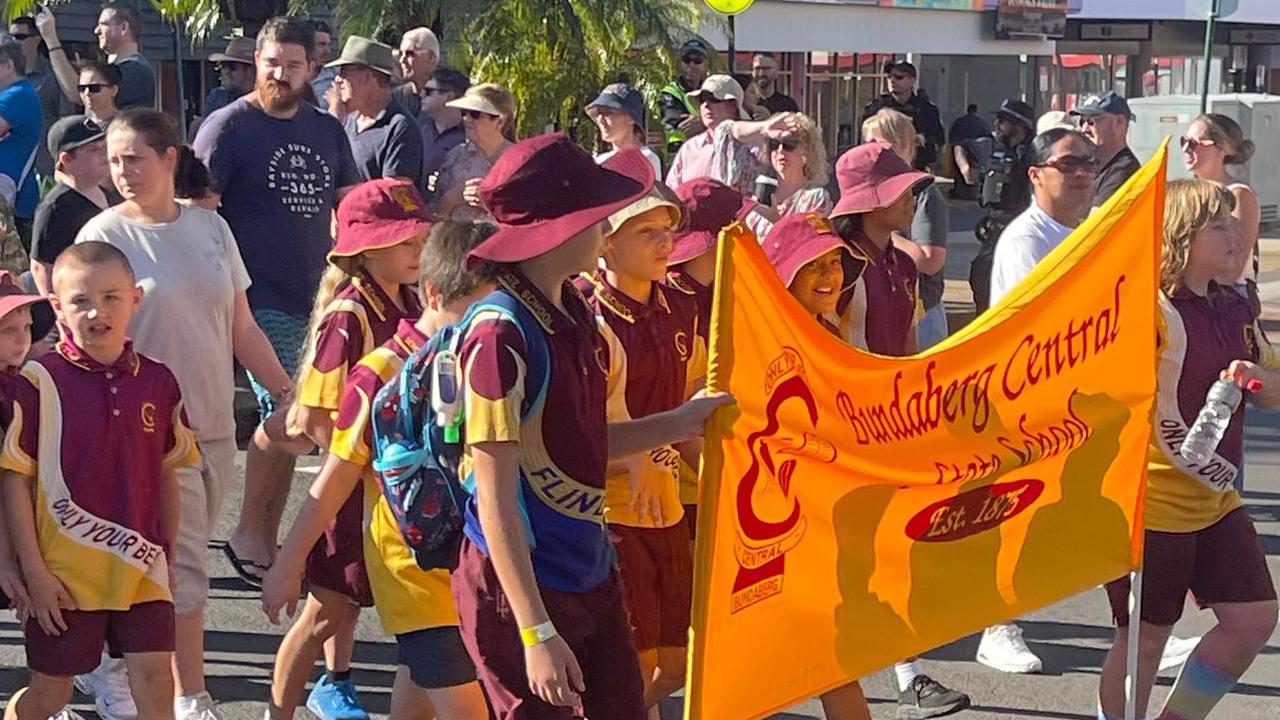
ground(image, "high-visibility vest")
xmin=662 ymin=79 xmax=698 ymax=148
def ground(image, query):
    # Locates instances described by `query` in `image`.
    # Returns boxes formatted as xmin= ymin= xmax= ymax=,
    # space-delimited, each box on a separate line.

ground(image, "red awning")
xmin=1058 ymin=54 xmax=1103 ymax=68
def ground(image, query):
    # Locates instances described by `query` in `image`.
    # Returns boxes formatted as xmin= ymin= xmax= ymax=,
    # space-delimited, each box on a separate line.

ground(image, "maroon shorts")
xmin=25 ymin=600 xmax=175 ymax=677
xmin=450 ymin=538 xmax=645 ymax=720
xmin=304 ymin=482 xmax=373 ymax=606
xmin=1106 ymin=507 xmax=1276 ymax=627
xmin=609 ymin=519 xmax=693 ymax=650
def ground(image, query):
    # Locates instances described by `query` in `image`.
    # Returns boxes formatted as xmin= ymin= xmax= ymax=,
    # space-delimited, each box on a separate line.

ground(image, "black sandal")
xmin=221 ymin=542 xmax=270 ymax=589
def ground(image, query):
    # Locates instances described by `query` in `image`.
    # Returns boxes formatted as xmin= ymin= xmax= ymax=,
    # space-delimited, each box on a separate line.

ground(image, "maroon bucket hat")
xmin=763 ymin=212 xmax=849 ymax=288
xmin=468 ymin=134 xmax=654 ymax=268
xmin=669 ymin=178 xmax=754 ymax=266
xmin=829 ymin=142 xmax=933 ymax=219
xmin=331 ymin=178 xmax=432 ymax=263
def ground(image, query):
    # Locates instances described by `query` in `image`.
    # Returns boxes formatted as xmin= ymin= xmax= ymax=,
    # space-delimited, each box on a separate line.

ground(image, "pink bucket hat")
xmin=829 ymin=142 xmax=933 ymax=219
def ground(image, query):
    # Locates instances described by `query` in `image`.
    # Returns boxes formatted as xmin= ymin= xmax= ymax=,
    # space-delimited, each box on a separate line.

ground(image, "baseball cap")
xmin=679 ymin=39 xmax=709 ymax=59
xmin=325 ymin=36 xmax=396 ymax=77
xmin=1070 ymin=91 xmax=1134 ymax=121
xmin=586 ymin=83 xmax=647 ymax=129
xmin=886 ymin=61 xmax=917 ymax=78
xmin=993 ymin=99 xmax=1036 ymax=131
xmin=687 ymin=75 xmax=749 ymax=120
xmin=47 ymin=115 xmax=104 ymax=159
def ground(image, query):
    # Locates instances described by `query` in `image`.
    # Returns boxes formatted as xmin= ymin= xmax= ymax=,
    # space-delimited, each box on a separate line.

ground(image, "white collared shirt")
xmin=989 ymin=198 xmax=1074 ymax=307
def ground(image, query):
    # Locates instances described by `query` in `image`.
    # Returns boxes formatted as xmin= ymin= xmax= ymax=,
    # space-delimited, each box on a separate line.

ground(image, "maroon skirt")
xmin=304 ymin=480 xmax=373 ymax=606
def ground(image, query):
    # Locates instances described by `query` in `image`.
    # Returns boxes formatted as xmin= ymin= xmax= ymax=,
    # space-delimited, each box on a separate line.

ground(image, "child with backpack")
xmin=451 ymin=137 xmax=730 ymax=719
xmin=261 ymin=220 xmax=497 ymax=719
xmin=269 ymin=178 xmax=427 ymax=720
xmin=579 ymin=155 xmax=705 ymax=712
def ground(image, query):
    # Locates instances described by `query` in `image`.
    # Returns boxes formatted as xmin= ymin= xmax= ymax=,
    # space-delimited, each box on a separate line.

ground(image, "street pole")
xmin=1199 ymin=0 xmax=1221 ymax=114
xmin=172 ymin=21 xmax=187 ymax=139
xmin=728 ymin=14 xmax=736 ymax=73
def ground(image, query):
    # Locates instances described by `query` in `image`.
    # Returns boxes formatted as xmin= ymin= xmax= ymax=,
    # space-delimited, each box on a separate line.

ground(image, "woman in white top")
xmin=75 ymin=108 xmax=292 ymax=718
xmin=586 ymin=82 xmax=663 ymax=177
xmin=744 ymin=112 xmax=832 ymax=238
xmin=1182 ymin=113 xmax=1261 ymax=285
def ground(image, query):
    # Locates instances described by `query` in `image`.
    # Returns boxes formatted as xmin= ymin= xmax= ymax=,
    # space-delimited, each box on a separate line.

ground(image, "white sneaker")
xmin=73 ymin=655 xmax=137 ymax=720
xmin=50 ymin=711 xmax=88 ymax=720
xmin=1159 ymin=635 xmax=1201 ymax=672
xmin=175 ymin=691 xmax=225 ymax=720
xmin=976 ymin=623 xmax=1043 ymax=674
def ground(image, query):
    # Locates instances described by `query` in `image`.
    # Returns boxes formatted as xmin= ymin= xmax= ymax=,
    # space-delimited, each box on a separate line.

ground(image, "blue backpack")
xmin=370 ymin=290 xmax=550 ymax=571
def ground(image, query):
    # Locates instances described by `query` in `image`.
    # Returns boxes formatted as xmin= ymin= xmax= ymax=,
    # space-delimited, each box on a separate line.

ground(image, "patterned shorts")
xmin=247 ymin=308 xmax=310 ymax=422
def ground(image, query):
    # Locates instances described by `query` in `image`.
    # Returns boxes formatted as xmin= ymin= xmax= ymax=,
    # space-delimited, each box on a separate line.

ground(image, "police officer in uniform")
xmin=660 ymin=39 xmax=710 ymax=153
xmin=969 ymin=99 xmax=1035 ymax=314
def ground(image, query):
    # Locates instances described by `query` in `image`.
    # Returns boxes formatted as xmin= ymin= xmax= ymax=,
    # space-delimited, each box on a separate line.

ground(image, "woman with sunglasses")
xmin=744 ymin=112 xmax=830 ymax=239
xmin=1182 ymin=114 xmax=1260 ymax=287
xmin=75 ymin=61 xmax=120 ymax=132
xmin=431 ymin=82 xmax=516 ymax=222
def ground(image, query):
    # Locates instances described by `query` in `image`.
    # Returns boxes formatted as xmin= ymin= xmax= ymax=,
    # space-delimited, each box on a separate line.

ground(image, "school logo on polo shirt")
xmin=731 ymin=348 xmax=836 ymax=613
xmin=141 ymin=402 xmax=157 ymax=433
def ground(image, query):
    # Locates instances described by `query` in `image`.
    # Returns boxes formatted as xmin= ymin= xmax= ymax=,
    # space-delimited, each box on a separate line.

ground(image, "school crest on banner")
xmin=686 ymin=144 xmax=1169 ymax=720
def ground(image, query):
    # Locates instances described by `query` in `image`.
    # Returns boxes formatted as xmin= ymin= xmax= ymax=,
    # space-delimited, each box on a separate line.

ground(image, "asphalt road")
xmin=0 ymin=202 xmax=1276 ymax=719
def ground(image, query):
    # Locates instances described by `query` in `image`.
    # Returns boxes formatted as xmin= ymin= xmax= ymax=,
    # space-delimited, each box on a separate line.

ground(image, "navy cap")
xmin=679 ymin=39 xmax=709 ymax=58
xmin=1070 ymin=91 xmax=1134 ymax=120
xmin=586 ymin=83 xmax=647 ymax=129
xmin=993 ymin=99 xmax=1035 ymax=130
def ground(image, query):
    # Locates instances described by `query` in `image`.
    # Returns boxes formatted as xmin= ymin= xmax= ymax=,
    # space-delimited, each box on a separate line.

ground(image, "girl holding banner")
xmin=1097 ymin=178 xmax=1278 ymax=720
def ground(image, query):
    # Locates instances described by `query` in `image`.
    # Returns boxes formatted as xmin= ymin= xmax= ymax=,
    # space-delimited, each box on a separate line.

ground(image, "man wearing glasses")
xmin=660 ymin=39 xmax=710 ymax=153
xmin=862 ymin=60 xmax=944 ymax=171
xmin=988 ymin=127 xmax=1098 ymax=308
xmin=392 ymin=27 xmax=439 ymax=127
xmin=35 ymin=3 xmax=155 ymax=110
xmin=419 ymin=67 xmax=469 ymax=190
xmin=1071 ymin=91 xmax=1140 ymax=210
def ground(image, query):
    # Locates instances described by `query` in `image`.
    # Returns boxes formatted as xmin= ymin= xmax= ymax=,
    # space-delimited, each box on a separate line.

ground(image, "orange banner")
xmin=687 ymin=144 xmax=1168 ymax=720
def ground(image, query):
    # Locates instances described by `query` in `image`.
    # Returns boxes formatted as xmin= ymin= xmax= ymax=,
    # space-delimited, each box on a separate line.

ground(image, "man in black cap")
xmin=968 ymin=98 xmax=1036 ymax=314
xmin=1071 ymin=91 xmax=1139 ymax=209
xmin=862 ymin=60 xmax=944 ymax=170
xmin=31 ymin=115 xmax=115 ymax=296
xmin=660 ymin=39 xmax=710 ymax=153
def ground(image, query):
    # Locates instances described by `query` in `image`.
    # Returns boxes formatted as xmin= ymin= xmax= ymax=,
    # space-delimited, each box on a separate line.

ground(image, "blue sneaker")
xmin=305 ymin=675 xmax=369 ymax=720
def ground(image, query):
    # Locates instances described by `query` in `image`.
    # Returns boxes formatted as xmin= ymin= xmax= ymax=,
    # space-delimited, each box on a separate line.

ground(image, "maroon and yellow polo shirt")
xmin=458 ymin=269 xmax=615 ymax=593
xmin=582 ymin=273 xmax=706 ymax=528
xmin=328 ymin=319 xmax=459 ymax=635
xmin=836 ymin=229 xmax=918 ymax=357
xmin=1147 ymin=286 xmax=1277 ymax=533
xmin=1 ymin=338 xmax=200 ymax=611
xmin=298 ymin=269 xmax=424 ymax=413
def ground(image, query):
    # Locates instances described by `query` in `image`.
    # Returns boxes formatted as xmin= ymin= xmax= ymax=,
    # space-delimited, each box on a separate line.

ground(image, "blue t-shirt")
xmin=193 ymin=98 xmax=359 ymax=316
xmin=0 ymin=78 xmax=44 ymax=218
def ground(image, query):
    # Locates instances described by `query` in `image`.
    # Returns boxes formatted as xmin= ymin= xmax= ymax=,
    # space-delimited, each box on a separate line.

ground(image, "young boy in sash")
xmin=3 ymin=242 xmax=199 ymax=720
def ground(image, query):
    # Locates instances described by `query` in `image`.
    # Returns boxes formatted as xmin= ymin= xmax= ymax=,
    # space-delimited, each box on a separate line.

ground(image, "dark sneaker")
xmin=896 ymin=675 xmax=972 ymax=719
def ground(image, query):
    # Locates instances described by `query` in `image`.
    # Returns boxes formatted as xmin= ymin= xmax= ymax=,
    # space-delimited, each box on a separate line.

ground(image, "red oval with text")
xmin=904 ymin=479 xmax=1045 ymax=543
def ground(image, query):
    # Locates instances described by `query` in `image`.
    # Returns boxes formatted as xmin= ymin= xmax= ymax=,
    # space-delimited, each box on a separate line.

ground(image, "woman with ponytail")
xmin=1181 ymin=113 xmax=1261 ymax=285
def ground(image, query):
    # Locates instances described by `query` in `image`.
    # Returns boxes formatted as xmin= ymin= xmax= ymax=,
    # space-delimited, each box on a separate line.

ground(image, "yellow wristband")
xmin=520 ymin=620 xmax=557 ymax=647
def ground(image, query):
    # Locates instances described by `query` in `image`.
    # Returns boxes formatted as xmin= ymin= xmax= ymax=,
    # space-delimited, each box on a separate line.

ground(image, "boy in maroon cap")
xmin=579 ymin=153 xmax=706 ymax=711
xmin=3 ymin=242 xmax=200 ymax=720
xmin=453 ymin=136 xmax=729 ymax=719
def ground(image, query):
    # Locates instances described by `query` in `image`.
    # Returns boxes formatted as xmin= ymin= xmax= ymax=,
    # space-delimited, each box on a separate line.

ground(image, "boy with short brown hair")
xmin=2 ymin=242 xmax=199 ymax=720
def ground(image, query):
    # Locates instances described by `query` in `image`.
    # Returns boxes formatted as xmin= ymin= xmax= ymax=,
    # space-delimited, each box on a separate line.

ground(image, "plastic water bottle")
xmin=1178 ymin=377 xmax=1261 ymax=464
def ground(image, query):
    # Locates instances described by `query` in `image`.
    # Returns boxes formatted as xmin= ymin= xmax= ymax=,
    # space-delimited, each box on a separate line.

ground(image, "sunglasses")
xmin=697 ymin=93 xmax=734 ymax=106
xmin=78 ymin=83 xmax=109 ymax=94
xmin=681 ymin=55 xmax=706 ymax=65
xmin=10 ymin=32 xmax=35 ymax=41
xmin=1179 ymin=135 xmax=1215 ymax=150
xmin=767 ymin=138 xmax=799 ymax=152
xmin=1038 ymin=154 xmax=1099 ymax=175
xmin=422 ymin=86 xmax=442 ymax=96
xmin=462 ymin=109 xmax=496 ymax=120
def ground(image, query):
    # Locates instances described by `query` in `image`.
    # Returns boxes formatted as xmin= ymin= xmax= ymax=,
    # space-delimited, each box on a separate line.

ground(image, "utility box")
xmin=1128 ymin=94 xmax=1280 ymax=224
